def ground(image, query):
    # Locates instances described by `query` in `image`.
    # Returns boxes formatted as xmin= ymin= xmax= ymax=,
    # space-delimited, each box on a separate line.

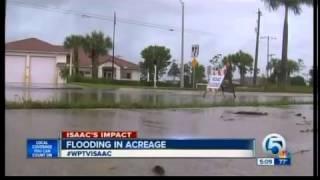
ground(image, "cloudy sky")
xmin=5 ymin=0 xmax=314 ymax=79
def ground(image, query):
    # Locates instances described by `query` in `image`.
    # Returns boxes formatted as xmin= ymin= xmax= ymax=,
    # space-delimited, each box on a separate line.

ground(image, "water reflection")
xmin=5 ymin=87 xmax=313 ymax=105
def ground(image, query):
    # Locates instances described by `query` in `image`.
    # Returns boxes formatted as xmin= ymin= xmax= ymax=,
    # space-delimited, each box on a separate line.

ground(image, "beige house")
xmin=5 ymin=37 xmax=140 ymax=86
xmin=77 ymin=48 xmax=140 ymax=81
xmin=5 ymin=38 xmax=68 ymax=85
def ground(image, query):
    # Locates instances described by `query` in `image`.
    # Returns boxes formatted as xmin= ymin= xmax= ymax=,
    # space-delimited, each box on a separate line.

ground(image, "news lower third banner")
xmin=27 ymin=139 xmax=255 ymax=158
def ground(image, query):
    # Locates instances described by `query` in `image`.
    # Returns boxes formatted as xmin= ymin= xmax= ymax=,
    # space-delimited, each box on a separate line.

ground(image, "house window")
xmin=126 ymin=73 xmax=131 ymax=79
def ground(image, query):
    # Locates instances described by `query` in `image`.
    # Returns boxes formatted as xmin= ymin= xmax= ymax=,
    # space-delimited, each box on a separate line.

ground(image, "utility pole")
xmin=69 ymin=49 xmax=73 ymax=76
xmin=193 ymin=66 xmax=196 ymax=88
xmin=153 ymin=46 xmax=157 ymax=88
xmin=261 ymin=35 xmax=276 ymax=78
xmin=112 ymin=12 xmax=116 ymax=80
xmin=179 ymin=0 xmax=185 ymax=88
xmin=253 ymin=9 xmax=262 ymax=86
xmin=154 ymin=65 xmax=157 ymax=88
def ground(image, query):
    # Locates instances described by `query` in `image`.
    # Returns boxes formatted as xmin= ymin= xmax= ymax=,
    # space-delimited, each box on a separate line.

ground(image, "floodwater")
xmin=5 ymin=105 xmax=313 ymax=176
xmin=5 ymin=85 xmax=313 ymax=104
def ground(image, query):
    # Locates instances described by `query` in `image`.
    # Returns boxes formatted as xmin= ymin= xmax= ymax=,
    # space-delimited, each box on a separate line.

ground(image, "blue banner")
xmin=60 ymin=139 xmax=255 ymax=150
xmin=27 ymin=139 xmax=59 ymax=158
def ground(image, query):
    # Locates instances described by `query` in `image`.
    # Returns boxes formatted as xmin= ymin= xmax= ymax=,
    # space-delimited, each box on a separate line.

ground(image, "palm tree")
xmin=168 ymin=60 xmax=180 ymax=81
xmin=222 ymin=51 xmax=253 ymax=85
xmin=262 ymin=0 xmax=313 ymax=84
xmin=64 ymin=35 xmax=83 ymax=75
xmin=82 ymin=31 xmax=112 ymax=79
xmin=287 ymin=59 xmax=300 ymax=78
xmin=234 ymin=51 xmax=254 ymax=85
xmin=268 ymin=58 xmax=300 ymax=83
xmin=308 ymin=67 xmax=313 ymax=86
xmin=268 ymin=58 xmax=281 ymax=83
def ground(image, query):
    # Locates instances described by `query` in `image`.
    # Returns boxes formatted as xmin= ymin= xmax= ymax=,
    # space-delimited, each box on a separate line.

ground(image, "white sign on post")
xmin=191 ymin=44 xmax=199 ymax=58
xmin=207 ymin=74 xmax=225 ymax=89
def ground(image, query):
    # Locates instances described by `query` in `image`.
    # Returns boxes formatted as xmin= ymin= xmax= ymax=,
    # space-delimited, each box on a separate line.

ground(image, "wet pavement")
xmin=5 ymin=86 xmax=313 ymax=104
xmin=5 ymin=105 xmax=313 ymax=176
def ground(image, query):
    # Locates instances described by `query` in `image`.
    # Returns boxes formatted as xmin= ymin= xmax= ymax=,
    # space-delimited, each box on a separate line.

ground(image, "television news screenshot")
xmin=4 ymin=0 xmax=318 ymax=177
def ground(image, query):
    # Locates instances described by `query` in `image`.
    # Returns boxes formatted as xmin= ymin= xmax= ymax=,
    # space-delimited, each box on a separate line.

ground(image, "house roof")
xmin=78 ymin=48 xmax=139 ymax=70
xmin=5 ymin=38 xmax=69 ymax=54
xmin=5 ymin=37 xmax=139 ymax=69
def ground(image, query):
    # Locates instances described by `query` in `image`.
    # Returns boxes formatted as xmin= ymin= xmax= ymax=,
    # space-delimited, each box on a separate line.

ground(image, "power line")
xmin=7 ymin=0 xmax=214 ymax=36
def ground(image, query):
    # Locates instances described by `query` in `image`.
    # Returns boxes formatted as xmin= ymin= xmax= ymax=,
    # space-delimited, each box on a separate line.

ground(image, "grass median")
xmin=235 ymin=84 xmax=313 ymax=94
xmin=5 ymin=99 xmax=312 ymax=109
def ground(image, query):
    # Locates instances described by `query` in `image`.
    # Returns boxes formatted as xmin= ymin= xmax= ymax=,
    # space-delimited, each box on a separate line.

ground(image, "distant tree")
xmin=63 ymin=35 xmax=83 ymax=75
xmin=194 ymin=64 xmax=206 ymax=83
xmin=139 ymin=61 xmax=148 ymax=81
xmin=140 ymin=45 xmax=171 ymax=81
xmin=268 ymin=58 xmax=300 ymax=84
xmin=235 ymin=51 xmax=254 ymax=85
xmin=290 ymin=75 xmax=306 ymax=86
xmin=287 ymin=59 xmax=300 ymax=78
xmin=262 ymin=0 xmax=313 ymax=84
xmin=222 ymin=50 xmax=254 ymax=85
xmin=309 ymin=67 xmax=313 ymax=86
xmin=82 ymin=31 xmax=112 ymax=78
xmin=168 ymin=60 xmax=180 ymax=81
xmin=297 ymin=58 xmax=305 ymax=75
xmin=268 ymin=58 xmax=281 ymax=83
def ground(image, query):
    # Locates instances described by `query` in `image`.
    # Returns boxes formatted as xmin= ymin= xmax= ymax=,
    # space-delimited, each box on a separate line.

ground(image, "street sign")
xmin=192 ymin=58 xmax=198 ymax=68
xmin=191 ymin=44 xmax=199 ymax=57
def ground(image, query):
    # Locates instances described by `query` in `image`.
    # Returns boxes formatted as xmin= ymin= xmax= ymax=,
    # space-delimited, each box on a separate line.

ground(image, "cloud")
xmin=5 ymin=0 xmax=314 ymax=79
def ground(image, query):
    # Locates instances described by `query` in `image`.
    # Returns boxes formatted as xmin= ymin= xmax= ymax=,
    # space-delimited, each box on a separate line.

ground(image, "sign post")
xmin=192 ymin=58 xmax=198 ymax=88
xmin=191 ymin=44 xmax=199 ymax=88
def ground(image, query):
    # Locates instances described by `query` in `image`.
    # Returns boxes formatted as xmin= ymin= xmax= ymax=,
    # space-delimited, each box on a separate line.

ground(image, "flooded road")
xmin=5 ymin=105 xmax=313 ymax=176
xmin=5 ymin=86 xmax=313 ymax=104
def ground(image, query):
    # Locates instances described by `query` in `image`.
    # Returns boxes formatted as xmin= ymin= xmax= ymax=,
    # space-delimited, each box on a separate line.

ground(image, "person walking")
xmin=221 ymin=61 xmax=236 ymax=99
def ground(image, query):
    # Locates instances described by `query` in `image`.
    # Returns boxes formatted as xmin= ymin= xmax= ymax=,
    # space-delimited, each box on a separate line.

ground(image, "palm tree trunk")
xmin=240 ymin=75 xmax=244 ymax=85
xmin=91 ymin=50 xmax=98 ymax=79
xmin=74 ymin=48 xmax=79 ymax=75
xmin=239 ymin=68 xmax=244 ymax=85
xmin=280 ymin=5 xmax=289 ymax=85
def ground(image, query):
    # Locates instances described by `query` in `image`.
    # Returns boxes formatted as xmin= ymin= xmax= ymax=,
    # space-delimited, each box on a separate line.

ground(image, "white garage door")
xmin=5 ymin=55 xmax=26 ymax=83
xmin=30 ymin=56 xmax=56 ymax=84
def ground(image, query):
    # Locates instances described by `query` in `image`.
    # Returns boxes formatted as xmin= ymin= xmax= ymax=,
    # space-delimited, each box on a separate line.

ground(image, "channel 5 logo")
xmin=262 ymin=133 xmax=286 ymax=155
xmin=258 ymin=133 xmax=291 ymax=166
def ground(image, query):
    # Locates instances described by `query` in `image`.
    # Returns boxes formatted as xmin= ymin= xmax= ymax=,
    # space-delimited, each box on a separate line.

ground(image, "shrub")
xmin=290 ymin=76 xmax=306 ymax=86
xmin=59 ymin=67 xmax=70 ymax=80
